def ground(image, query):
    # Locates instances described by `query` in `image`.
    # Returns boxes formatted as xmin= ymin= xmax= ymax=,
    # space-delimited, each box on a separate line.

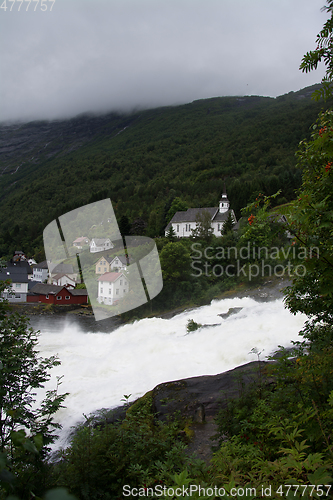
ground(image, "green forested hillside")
xmin=0 ymin=84 xmax=330 ymax=259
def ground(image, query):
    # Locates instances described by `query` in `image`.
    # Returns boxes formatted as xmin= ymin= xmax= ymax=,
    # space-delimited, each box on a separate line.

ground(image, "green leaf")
xmin=307 ymin=467 xmax=333 ymax=485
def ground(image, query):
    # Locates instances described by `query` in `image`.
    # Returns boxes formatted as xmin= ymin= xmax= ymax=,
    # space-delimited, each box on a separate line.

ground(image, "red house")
xmin=28 ymin=283 xmax=88 ymax=304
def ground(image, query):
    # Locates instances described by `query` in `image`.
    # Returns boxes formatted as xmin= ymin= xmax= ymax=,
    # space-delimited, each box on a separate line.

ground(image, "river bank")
xmin=9 ymin=276 xmax=291 ymax=327
xmin=156 ymin=275 xmax=291 ymax=320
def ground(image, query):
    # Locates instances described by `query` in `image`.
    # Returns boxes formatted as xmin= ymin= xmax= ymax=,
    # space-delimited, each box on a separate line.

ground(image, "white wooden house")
xmin=97 ymin=272 xmax=128 ymax=305
xmin=109 ymin=255 xmax=128 ymax=271
xmin=90 ymin=238 xmax=113 ymax=253
xmin=165 ymin=188 xmax=237 ymax=238
xmin=32 ymin=261 xmax=49 ymax=283
xmin=52 ymin=273 xmax=76 ymax=288
xmin=48 ymin=263 xmax=77 ymax=284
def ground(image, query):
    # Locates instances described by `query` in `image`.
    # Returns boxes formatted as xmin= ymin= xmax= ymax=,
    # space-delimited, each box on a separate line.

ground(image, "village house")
xmin=95 ymin=255 xmax=128 ymax=275
xmin=32 ymin=261 xmax=49 ymax=283
xmin=27 ymin=283 xmax=88 ymax=305
xmin=48 ymin=263 xmax=77 ymax=284
xmin=73 ymin=236 xmax=90 ymax=249
xmin=0 ymin=260 xmax=32 ymax=302
xmin=90 ymin=238 xmax=113 ymax=253
xmin=12 ymin=250 xmax=27 ymax=262
xmin=95 ymin=256 xmax=112 ymax=275
xmin=109 ymin=255 xmax=128 ymax=271
xmin=165 ymin=187 xmax=237 ymax=238
xmin=51 ymin=273 xmax=76 ymax=288
xmin=97 ymin=272 xmax=128 ymax=305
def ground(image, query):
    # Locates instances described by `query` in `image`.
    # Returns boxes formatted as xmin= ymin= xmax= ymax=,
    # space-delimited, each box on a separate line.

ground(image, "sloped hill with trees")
xmin=0 ymin=84 xmax=330 ymax=259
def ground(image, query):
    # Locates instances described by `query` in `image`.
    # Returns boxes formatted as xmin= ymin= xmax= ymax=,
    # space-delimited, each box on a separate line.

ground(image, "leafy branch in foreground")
xmin=283 ymin=110 xmax=333 ymax=338
xmin=300 ymin=0 xmax=333 ymax=100
xmin=0 ymin=280 xmax=68 ymax=499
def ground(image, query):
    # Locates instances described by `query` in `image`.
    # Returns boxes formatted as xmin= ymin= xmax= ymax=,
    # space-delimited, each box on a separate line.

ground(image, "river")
xmin=29 ymin=293 xmax=306 ymax=450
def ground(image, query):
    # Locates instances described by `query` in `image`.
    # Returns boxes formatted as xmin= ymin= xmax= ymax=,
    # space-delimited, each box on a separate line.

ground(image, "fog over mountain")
xmin=0 ymin=0 xmax=327 ymax=123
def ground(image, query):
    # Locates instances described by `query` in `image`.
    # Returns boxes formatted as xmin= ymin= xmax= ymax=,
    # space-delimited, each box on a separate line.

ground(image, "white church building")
xmin=165 ymin=188 xmax=237 ymax=238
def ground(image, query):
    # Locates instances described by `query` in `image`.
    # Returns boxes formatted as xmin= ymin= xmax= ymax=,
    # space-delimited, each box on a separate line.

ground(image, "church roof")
xmin=212 ymin=210 xmax=232 ymax=222
xmin=169 ymin=207 xmax=217 ymax=224
xmin=168 ymin=207 xmax=232 ymax=225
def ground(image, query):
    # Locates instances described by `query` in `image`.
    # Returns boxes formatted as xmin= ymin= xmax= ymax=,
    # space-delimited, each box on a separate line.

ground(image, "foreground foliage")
xmin=52 ymin=395 xmax=207 ymax=499
xmin=0 ymin=280 xmax=69 ymax=499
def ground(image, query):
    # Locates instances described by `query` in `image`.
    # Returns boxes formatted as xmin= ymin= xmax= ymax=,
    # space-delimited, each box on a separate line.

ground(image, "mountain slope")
xmin=0 ymin=84 xmax=329 ymax=259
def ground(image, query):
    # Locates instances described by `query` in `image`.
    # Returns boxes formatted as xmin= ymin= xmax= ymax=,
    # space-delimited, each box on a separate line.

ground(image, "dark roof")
xmin=0 ymin=271 xmax=29 ymax=283
xmin=169 ymin=207 xmax=217 ymax=224
xmin=111 ymin=255 xmax=128 ymax=265
xmin=30 ymin=283 xmax=88 ymax=296
xmin=0 ymin=261 xmax=32 ymax=283
xmin=5 ymin=261 xmax=32 ymax=273
xmin=96 ymin=255 xmax=113 ymax=264
xmin=30 ymin=283 xmax=63 ymax=295
xmin=91 ymin=238 xmax=111 ymax=245
xmin=28 ymin=281 xmax=40 ymax=290
xmin=71 ymin=289 xmax=88 ymax=296
xmin=211 ymin=210 xmax=233 ymax=222
xmin=33 ymin=260 xmax=49 ymax=270
xmin=51 ymin=263 xmax=74 ymax=275
xmin=168 ymin=207 xmax=235 ymax=224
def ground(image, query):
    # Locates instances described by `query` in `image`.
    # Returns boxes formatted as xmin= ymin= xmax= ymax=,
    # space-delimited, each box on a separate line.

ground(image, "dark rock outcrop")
xmin=151 ymin=360 xmax=271 ymax=423
xmin=96 ymin=360 xmax=275 ymax=462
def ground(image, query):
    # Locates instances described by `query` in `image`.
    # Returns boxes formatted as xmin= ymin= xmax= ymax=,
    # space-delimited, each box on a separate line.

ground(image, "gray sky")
xmin=0 ymin=0 xmax=328 ymax=123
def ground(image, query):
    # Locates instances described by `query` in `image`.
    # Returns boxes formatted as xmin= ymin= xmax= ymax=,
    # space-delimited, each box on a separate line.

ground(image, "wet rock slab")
xmin=151 ymin=360 xmax=271 ymax=422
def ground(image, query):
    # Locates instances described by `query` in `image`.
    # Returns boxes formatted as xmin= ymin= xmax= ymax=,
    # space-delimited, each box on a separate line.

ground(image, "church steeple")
xmin=219 ymin=183 xmax=230 ymax=213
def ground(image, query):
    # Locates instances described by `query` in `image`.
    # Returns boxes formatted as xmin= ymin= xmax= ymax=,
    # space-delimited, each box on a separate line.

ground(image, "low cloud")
xmin=0 ymin=0 xmax=327 ymax=123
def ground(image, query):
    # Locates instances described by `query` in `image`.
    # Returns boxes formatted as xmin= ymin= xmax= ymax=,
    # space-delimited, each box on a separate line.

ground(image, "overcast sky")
xmin=0 ymin=0 xmax=328 ymax=123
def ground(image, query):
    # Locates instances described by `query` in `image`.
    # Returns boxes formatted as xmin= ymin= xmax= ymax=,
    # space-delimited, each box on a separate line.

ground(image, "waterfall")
xmin=33 ymin=295 xmax=306 ymax=450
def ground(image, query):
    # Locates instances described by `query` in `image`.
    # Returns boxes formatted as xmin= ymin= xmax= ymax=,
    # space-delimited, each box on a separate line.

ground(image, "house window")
xmin=109 ymin=288 xmax=111 ymax=294
xmin=16 ymin=283 xmax=21 ymax=289
xmin=123 ymin=289 xmax=127 ymax=294
xmin=177 ymin=225 xmax=179 ymax=232
xmin=218 ymin=224 xmax=220 ymax=231
xmin=15 ymin=294 xmax=21 ymax=299
xmin=116 ymin=289 xmax=119 ymax=295
xmin=57 ymin=296 xmax=62 ymax=300
xmin=65 ymin=296 xmax=70 ymax=300
xmin=120 ymin=280 xmax=123 ymax=285
xmin=98 ymin=267 xmax=101 ymax=272
xmin=46 ymin=294 xmax=49 ymax=299
xmin=188 ymin=224 xmax=191 ymax=231
xmin=100 ymin=287 xmax=103 ymax=293
xmin=104 ymin=267 xmax=107 ymax=272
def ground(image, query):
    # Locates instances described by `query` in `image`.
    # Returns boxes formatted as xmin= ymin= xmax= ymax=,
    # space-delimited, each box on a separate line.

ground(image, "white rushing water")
xmin=35 ymin=296 xmax=306 ymax=450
